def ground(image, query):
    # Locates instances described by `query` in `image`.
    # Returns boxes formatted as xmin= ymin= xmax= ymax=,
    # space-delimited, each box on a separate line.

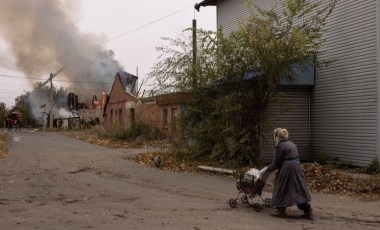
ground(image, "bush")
xmin=361 ymin=158 xmax=380 ymax=175
xmin=101 ymin=122 xmax=165 ymax=141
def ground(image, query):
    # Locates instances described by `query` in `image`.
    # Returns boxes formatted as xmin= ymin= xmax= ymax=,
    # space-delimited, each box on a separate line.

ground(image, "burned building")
xmin=67 ymin=92 xmax=79 ymax=111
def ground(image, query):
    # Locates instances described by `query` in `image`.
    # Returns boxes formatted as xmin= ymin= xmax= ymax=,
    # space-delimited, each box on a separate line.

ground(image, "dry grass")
xmin=64 ymin=129 xmax=171 ymax=149
xmin=0 ymin=132 xmax=10 ymax=159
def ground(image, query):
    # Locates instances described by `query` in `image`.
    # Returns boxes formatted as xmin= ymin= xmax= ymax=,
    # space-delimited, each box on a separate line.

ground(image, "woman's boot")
xmin=298 ymin=203 xmax=313 ymax=219
xmin=270 ymin=207 xmax=287 ymax=218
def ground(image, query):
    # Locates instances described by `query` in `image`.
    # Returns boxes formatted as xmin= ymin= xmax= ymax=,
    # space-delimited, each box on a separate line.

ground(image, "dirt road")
xmin=0 ymin=131 xmax=379 ymax=230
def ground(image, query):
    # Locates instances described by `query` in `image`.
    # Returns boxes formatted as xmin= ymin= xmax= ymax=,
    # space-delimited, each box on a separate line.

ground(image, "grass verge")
xmin=0 ymin=132 xmax=10 ymax=159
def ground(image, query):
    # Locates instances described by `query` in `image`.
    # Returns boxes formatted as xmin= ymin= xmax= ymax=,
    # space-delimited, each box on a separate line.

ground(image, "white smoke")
xmin=0 ymin=0 xmax=123 ymax=105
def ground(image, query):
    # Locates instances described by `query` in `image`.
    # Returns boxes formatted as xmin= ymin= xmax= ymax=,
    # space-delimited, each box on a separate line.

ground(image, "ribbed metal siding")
xmin=216 ymin=0 xmax=378 ymax=166
xmin=217 ymin=0 xmax=311 ymax=163
xmin=261 ymin=89 xmax=311 ymax=162
xmin=217 ymin=0 xmax=280 ymax=35
xmin=311 ymin=0 xmax=378 ymax=167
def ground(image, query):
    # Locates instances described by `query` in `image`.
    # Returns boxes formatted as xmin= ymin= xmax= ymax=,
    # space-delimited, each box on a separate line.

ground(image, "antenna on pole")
xmin=137 ymin=78 xmax=147 ymax=97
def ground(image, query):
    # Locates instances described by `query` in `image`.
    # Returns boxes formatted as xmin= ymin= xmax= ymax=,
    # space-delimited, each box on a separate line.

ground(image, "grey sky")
xmin=0 ymin=0 xmax=216 ymax=107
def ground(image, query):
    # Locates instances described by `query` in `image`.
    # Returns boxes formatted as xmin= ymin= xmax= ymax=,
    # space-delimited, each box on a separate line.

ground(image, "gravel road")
xmin=0 ymin=130 xmax=379 ymax=230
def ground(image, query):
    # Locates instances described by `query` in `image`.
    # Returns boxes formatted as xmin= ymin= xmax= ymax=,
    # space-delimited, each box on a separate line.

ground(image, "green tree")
xmin=12 ymin=83 xmax=68 ymax=127
xmin=0 ymin=102 xmax=6 ymax=128
xmin=150 ymin=0 xmax=337 ymax=165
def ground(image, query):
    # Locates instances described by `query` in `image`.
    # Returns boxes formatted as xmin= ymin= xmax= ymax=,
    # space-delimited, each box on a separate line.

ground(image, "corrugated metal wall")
xmin=217 ymin=0 xmax=280 ymax=35
xmin=217 ymin=0 xmax=311 ymax=163
xmin=261 ymin=89 xmax=311 ymax=162
xmin=215 ymin=0 xmax=379 ymax=166
xmin=312 ymin=0 xmax=378 ymax=167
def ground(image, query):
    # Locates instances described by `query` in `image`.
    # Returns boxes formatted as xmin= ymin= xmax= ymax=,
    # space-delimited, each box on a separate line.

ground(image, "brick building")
xmin=103 ymin=71 xmax=187 ymax=139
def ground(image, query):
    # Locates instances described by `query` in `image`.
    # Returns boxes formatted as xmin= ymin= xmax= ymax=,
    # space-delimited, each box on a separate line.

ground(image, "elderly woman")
xmin=261 ymin=128 xmax=312 ymax=218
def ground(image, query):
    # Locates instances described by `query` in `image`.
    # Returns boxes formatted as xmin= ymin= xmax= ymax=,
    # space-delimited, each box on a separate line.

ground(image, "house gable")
xmin=108 ymin=72 xmax=136 ymax=104
xmin=103 ymin=72 xmax=137 ymax=129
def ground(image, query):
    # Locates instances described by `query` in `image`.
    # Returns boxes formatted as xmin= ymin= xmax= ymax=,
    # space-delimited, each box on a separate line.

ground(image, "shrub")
xmin=361 ymin=158 xmax=380 ymax=175
xmin=101 ymin=122 xmax=165 ymax=141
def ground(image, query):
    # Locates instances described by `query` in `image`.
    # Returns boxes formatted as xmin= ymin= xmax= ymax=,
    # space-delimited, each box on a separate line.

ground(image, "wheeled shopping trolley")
xmin=228 ymin=173 xmax=271 ymax=212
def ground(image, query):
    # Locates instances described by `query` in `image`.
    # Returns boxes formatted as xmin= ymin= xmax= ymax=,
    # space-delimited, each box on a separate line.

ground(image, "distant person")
xmin=261 ymin=128 xmax=312 ymax=219
xmin=7 ymin=118 xmax=12 ymax=132
xmin=58 ymin=118 xmax=63 ymax=128
xmin=16 ymin=120 xmax=21 ymax=131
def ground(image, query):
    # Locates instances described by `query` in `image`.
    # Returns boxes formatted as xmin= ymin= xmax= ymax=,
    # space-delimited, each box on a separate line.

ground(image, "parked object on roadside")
xmin=6 ymin=112 xmax=22 ymax=132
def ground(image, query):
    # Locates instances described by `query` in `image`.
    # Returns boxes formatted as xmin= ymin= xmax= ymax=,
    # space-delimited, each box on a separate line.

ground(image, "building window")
xmin=110 ymin=110 xmax=113 ymax=124
xmin=163 ymin=108 xmax=168 ymax=129
xmin=172 ymin=108 xmax=178 ymax=140
xmin=130 ymin=108 xmax=135 ymax=126
xmin=119 ymin=108 xmax=123 ymax=124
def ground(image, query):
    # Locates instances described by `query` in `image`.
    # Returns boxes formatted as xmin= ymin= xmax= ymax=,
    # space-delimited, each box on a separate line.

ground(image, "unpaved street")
xmin=0 ymin=131 xmax=379 ymax=230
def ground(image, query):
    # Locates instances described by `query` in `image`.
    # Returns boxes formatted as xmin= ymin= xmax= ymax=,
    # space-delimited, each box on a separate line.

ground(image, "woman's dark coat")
xmin=262 ymin=139 xmax=311 ymax=208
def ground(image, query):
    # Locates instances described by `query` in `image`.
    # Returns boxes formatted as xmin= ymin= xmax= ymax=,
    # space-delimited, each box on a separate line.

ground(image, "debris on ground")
xmin=303 ymin=162 xmax=380 ymax=199
xmin=134 ymin=151 xmax=199 ymax=173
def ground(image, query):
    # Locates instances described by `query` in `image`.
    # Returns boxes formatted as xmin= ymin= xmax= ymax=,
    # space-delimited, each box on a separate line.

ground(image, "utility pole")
xmin=46 ymin=66 xmax=65 ymax=129
xmin=192 ymin=19 xmax=197 ymax=90
xmin=49 ymin=73 xmax=54 ymax=128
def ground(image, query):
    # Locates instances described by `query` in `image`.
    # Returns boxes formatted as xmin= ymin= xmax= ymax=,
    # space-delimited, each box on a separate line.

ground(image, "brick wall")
xmin=103 ymin=74 xmax=186 ymax=139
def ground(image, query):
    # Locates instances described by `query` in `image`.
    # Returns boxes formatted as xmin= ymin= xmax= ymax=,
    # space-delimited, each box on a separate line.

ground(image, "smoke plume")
xmin=0 ymin=0 xmax=123 ymax=104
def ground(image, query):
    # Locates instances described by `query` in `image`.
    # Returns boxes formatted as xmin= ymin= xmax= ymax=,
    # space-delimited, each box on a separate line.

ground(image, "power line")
xmin=0 ymin=74 xmax=38 ymax=79
xmin=0 ymin=91 xmax=25 ymax=95
xmin=100 ymin=5 xmax=194 ymax=45
xmin=0 ymin=74 xmax=113 ymax=85
xmin=0 ymin=3 xmax=196 ymax=104
xmin=0 ymin=4 xmax=194 ymax=76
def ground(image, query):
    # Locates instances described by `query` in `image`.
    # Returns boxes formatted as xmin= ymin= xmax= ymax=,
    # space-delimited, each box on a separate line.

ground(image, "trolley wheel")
xmin=253 ymin=203 xmax=262 ymax=212
xmin=264 ymin=198 xmax=272 ymax=207
xmin=241 ymin=195 xmax=248 ymax=204
xmin=229 ymin=199 xmax=237 ymax=208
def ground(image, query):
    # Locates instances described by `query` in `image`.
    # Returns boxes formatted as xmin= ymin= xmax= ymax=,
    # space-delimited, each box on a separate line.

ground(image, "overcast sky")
xmin=0 ymin=0 xmax=216 ymax=108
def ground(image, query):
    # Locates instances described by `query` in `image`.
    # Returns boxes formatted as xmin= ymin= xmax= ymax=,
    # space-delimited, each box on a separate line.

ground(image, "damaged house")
xmin=195 ymin=0 xmax=380 ymax=167
xmin=103 ymin=71 xmax=186 ymax=139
